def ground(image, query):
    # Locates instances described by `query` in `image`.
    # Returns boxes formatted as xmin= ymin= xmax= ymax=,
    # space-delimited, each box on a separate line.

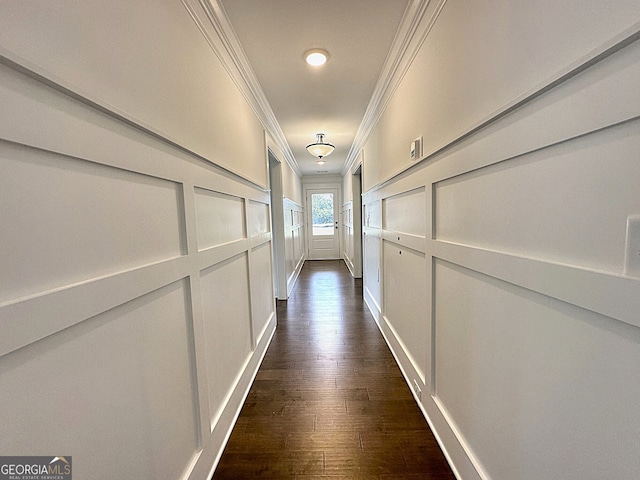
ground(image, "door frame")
xmin=351 ymin=164 xmax=363 ymax=277
xmin=268 ymin=149 xmax=287 ymax=300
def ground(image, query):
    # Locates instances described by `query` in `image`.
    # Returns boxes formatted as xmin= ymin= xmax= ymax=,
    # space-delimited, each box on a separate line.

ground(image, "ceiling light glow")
xmin=305 ymin=49 xmax=329 ymax=66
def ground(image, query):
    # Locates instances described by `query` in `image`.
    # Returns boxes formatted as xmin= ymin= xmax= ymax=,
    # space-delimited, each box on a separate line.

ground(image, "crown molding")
xmin=182 ymin=0 xmax=301 ymax=177
xmin=342 ymin=0 xmax=447 ymax=176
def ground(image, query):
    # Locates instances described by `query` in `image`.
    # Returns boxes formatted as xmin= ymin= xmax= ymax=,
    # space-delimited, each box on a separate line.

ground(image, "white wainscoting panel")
xmin=250 ymin=241 xmax=276 ymax=344
xmin=383 ymin=242 xmax=429 ymax=382
xmin=194 ymin=188 xmax=246 ymax=251
xmin=434 ymin=120 xmax=640 ymax=275
xmin=433 ymin=259 xmax=640 ymax=479
xmin=343 ymin=201 xmax=355 ymax=274
xmin=364 ymin=199 xmax=382 ymax=229
xmin=383 ymin=187 xmax=426 ymax=236
xmin=283 ymin=198 xmax=305 ymax=296
xmin=1 ymin=141 xmax=185 ymax=305
xmin=363 ymin=231 xmax=382 ymax=322
xmin=199 ymin=253 xmax=253 ymax=429
xmin=363 ymin=200 xmax=382 ymax=321
xmin=0 ymin=280 xmax=199 ymax=480
xmin=248 ymin=200 xmax=270 ymax=236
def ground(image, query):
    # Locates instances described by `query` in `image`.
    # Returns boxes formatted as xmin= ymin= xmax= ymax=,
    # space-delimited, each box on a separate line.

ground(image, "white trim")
xmin=189 ymin=315 xmax=276 ymax=480
xmin=432 ymin=241 xmax=640 ymax=330
xmin=287 ymin=254 xmax=305 ymax=297
xmin=365 ymin=300 xmax=464 ymax=480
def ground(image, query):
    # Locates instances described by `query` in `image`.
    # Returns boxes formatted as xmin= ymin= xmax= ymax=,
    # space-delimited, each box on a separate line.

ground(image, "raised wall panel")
xmin=383 ymin=242 xmax=429 ymax=381
xmin=343 ymin=202 xmax=355 ymax=272
xmin=433 ymin=259 xmax=640 ymax=479
xmin=363 ymin=228 xmax=382 ymax=317
xmin=248 ymin=200 xmax=270 ymax=236
xmin=0 ymin=141 xmax=185 ymax=305
xmin=0 ymin=280 xmax=198 ymax=480
xmin=434 ymin=120 xmax=640 ymax=274
xmin=363 ymin=201 xmax=382 ymax=314
xmin=364 ymin=200 xmax=381 ymax=228
xmin=294 ymin=206 xmax=305 ymax=264
xmin=285 ymin=203 xmax=295 ymax=281
xmin=250 ymin=242 xmax=275 ymax=342
xmin=383 ymin=187 xmax=426 ymax=235
xmin=200 ymin=253 xmax=252 ymax=428
xmin=283 ymin=198 xmax=305 ymax=296
xmin=194 ymin=188 xmax=245 ymax=251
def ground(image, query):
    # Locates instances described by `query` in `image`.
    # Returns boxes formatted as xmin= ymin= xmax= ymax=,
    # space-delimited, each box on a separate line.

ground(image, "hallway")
xmin=213 ymin=260 xmax=455 ymax=479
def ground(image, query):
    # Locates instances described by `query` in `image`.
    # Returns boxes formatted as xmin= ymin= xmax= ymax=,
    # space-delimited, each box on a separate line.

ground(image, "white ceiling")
xmin=219 ymin=0 xmax=410 ymax=175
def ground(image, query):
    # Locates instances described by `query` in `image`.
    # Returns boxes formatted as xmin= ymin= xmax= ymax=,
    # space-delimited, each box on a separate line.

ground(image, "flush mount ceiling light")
xmin=306 ymin=133 xmax=335 ymax=159
xmin=304 ymin=48 xmax=329 ymax=66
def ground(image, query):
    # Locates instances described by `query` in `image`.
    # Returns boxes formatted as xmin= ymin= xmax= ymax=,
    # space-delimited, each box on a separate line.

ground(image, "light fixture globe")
xmin=304 ymin=49 xmax=329 ymax=66
xmin=306 ymin=133 xmax=335 ymax=159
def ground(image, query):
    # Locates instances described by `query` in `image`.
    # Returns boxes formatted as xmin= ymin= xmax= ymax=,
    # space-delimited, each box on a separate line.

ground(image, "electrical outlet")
xmin=624 ymin=215 xmax=640 ymax=276
xmin=413 ymin=379 xmax=422 ymax=400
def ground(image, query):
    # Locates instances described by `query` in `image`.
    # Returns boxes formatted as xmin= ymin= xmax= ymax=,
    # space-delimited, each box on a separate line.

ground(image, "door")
xmin=307 ymin=188 xmax=340 ymax=259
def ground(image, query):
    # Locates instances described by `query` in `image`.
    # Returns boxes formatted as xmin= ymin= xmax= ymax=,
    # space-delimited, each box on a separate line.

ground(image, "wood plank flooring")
xmin=213 ymin=260 xmax=455 ymax=479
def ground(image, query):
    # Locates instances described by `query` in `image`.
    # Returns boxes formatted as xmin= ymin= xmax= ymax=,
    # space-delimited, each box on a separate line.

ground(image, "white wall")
xmin=0 ymin=1 xmax=281 ymax=479
xmin=361 ymin=1 xmax=640 ymax=479
xmin=282 ymin=157 xmax=304 ymax=205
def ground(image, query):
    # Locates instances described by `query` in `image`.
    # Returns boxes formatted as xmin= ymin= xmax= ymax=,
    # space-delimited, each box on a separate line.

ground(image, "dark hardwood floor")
xmin=213 ymin=260 xmax=455 ymax=479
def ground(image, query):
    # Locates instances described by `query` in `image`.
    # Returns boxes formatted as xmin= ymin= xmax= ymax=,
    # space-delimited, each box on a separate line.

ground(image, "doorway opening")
xmin=352 ymin=165 xmax=363 ymax=278
xmin=268 ymin=150 xmax=287 ymax=300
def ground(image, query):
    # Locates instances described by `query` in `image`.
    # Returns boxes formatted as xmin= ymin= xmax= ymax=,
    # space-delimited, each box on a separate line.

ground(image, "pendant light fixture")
xmin=306 ymin=133 xmax=335 ymax=160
